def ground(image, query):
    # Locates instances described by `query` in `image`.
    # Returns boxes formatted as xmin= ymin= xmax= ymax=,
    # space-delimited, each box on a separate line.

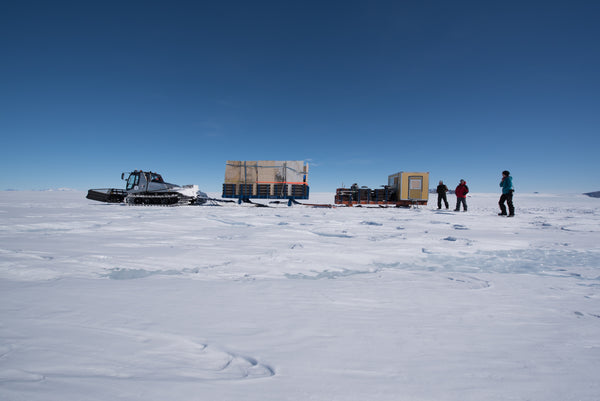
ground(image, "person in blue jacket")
xmin=499 ymin=170 xmax=515 ymax=217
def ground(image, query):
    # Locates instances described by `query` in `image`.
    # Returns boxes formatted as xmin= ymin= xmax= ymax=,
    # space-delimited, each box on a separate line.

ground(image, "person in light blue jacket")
xmin=499 ymin=170 xmax=515 ymax=216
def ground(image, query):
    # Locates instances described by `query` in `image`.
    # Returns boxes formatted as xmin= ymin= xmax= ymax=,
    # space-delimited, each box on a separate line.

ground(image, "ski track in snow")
xmin=0 ymin=324 xmax=274 ymax=384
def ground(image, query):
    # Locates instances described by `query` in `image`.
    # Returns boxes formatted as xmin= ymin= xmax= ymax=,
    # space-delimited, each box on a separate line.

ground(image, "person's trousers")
xmin=499 ymin=192 xmax=514 ymax=215
xmin=455 ymin=197 xmax=467 ymax=211
xmin=437 ymin=194 xmax=448 ymax=209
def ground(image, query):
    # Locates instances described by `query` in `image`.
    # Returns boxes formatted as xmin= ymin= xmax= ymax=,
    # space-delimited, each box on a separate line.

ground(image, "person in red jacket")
xmin=454 ymin=179 xmax=469 ymax=211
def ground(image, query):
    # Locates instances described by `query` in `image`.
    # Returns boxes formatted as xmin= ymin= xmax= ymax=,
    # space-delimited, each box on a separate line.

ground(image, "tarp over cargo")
xmin=224 ymin=160 xmax=308 ymax=185
xmin=223 ymin=161 xmax=309 ymax=200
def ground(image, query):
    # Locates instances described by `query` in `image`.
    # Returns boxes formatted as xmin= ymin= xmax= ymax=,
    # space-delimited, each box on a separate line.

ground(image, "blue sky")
xmin=1 ymin=0 xmax=599 ymax=193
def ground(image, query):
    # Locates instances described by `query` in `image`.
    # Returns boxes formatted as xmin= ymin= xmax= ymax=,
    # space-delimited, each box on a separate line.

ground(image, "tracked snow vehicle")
xmin=87 ymin=170 xmax=205 ymax=206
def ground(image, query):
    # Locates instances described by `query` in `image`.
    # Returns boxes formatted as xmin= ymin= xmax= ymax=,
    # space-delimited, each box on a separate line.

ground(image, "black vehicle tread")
xmin=125 ymin=192 xmax=191 ymax=206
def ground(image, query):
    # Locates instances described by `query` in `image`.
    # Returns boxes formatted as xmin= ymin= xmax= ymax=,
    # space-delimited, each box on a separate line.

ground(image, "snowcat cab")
xmin=123 ymin=171 xmax=171 ymax=193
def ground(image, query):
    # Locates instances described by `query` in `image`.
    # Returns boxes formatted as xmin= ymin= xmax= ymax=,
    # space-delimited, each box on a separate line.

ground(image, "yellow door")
xmin=408 ymin=176 xmax=423 ymax=200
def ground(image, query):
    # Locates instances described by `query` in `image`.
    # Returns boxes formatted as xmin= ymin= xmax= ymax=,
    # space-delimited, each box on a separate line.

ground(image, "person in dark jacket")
xmin=454 ymin=179 xmax=469 ymax=211
xmin=499 ymin=170 xmax=515 ymax=216
xmin=436 ymin=180 xmax=449 ymax=209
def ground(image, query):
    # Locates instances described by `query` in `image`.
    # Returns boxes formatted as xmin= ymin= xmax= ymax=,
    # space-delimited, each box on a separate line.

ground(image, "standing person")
xmin=436 ymin=180 xmax=449 ymax=209
xmin=499 ymin=170 xmax=515 ymax=217
xmin=454 ymin=179 xmax=469 ymax=211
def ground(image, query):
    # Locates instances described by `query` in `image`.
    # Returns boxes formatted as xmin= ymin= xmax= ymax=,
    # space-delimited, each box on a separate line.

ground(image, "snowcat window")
xmin=151 ymin=173 xmax=164 ymax=183
xmin=126 ymin=173 xmax=140 ymax=190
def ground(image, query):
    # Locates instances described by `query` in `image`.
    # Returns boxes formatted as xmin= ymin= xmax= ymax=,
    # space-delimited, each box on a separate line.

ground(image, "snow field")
xmin=1 ymin=191 xmax=599 ymax=400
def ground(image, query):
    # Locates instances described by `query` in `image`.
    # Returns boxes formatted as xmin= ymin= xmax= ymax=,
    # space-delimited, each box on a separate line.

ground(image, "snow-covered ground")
xmin=1 ymin=191 xmax=599 ymax=401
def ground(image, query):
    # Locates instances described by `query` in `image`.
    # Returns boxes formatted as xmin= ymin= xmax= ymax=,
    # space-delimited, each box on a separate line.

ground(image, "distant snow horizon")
xmin=3 ymin=188 xmax=600 ymax=197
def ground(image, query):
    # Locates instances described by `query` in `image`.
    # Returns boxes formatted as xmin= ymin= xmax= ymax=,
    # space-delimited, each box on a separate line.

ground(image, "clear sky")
xmin=1 ymin=1 xmax=599 ymax=193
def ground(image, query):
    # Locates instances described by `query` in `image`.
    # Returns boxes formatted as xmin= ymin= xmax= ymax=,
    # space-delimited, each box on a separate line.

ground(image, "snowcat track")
xmin=125 ymin=193 xmax=192 ymax=206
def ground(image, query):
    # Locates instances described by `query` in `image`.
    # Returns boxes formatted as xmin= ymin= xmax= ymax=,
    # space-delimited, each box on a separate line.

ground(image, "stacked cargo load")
xmin=222 ymin=161 xmax=309 ymax=201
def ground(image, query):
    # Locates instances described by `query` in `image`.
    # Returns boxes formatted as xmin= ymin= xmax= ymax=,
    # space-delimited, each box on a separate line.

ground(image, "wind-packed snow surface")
xmin=1 ymin=191 xmax=599 ymax=401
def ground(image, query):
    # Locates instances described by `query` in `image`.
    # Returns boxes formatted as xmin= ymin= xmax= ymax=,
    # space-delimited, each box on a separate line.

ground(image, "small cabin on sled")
xmin=335 ymin=171 xmax=429 ymax=207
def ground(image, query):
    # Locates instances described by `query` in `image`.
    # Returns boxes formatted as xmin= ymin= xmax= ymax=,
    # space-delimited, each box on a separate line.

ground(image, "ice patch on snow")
xmin=103 ymin=267 xmax=182 ymax=280
xmin=311 ymin=231 xmax=353 ymax=238
xmin=360 ymin=221 xmax=383 ymax=226
xmin=373 ymin=249 xmax=600 ymax=283
xmin=285 ymin=268 xmax=378 ymax=280
xmin=452 ymin=224 xmax=469 ymax=230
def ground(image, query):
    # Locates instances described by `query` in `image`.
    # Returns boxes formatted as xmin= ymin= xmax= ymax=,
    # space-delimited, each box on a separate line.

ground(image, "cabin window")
xmin=126 ymin=173 xmax=140 ymax=190
xmin=409 ymin=178 xmax=422 ymax=190
xmin=151 ymin=173 xmax=164 ymax=183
